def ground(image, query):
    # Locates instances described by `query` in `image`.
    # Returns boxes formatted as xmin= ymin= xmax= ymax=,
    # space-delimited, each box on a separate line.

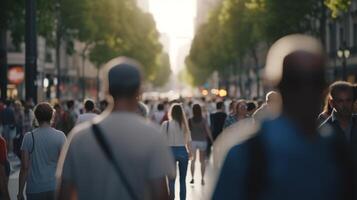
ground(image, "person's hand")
xmin=17 ymin=193 xmax=25 ymax=200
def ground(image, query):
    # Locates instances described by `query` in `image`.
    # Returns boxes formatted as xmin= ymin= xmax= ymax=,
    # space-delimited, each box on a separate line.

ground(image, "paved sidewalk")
xmin=8 ymin=154 xmax=217 ymax=200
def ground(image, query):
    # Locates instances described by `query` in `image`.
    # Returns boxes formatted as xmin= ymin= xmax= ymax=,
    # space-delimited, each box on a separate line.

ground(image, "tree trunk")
xmin=96 ymin=67 xmax=100 ymax=101
xmin=251 ymin=47 xmax=260 ymax=98
xmin=55 ymin=0 xmax=61 ymax=99
xmin=238 ymin=59 xmax=244 ymax=98
xmin=81 ymin=44 xmax=88 ymax=100
xmin=319 ymin=0 xmax=327 ymax=47
xmin=0 ymin=30 xmax=7 ymax=100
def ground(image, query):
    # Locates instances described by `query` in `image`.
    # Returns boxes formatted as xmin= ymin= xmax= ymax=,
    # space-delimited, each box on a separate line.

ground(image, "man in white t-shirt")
xmin=76 ymin=99 xmax=97 ymax=125
xmin=56 ymin=57 xmax=175 ymax=200
xmin=151 ymin=103 xmax=165 ymax=124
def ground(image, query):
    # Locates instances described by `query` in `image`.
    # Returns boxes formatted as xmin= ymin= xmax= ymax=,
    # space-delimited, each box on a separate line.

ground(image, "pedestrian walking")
xmin=223 ymin=100 xmax=248 ymax=129
xmin=62 ymin=100 xmax=78 ymax=135
xmin=76 ymin=99 xmax=97 ymax=125
xmin=1 ymin=100 xmax=16 ymax=154
xmin=151 ymin=103 xmax=166 ymax=124
xmin=0 ymin=135 xmax=10 ymax=200
xmin=161 ymin=103 xmax=191 ymax=200
xmin=18 ymin=103 xmax=66 ymax=200
xmin=188 ymin=104 xmax=213 ymax=186
xmin=213 ymin=34 xmax=353 ymax=200
xmin=57 ymin=57 xmax=174 ymax=200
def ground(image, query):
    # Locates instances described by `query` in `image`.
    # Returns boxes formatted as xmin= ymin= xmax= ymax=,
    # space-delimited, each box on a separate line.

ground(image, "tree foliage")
xmin=2 ymin=0 xmax=169 ymax=85
xmin=60 ymin=0 xmax=165 ymax=82
xmin=186 ymin=0 xmax=351 ymax=86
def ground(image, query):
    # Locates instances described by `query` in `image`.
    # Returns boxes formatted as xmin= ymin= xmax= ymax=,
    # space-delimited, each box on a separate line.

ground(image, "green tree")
xmin=150 ymin=53 xmax=172 ymax=87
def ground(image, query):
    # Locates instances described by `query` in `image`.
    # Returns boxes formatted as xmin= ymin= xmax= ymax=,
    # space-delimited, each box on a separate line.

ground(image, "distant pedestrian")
xmin=246 ymin=102 xmax=256 ymax=117
xmin=223 ymin=100 xmax=248 ymax=129
xmin=62 ymin=100 xmax=78 ymax=135
xmin=53 ymin=103 xmax=65 ymax=132
xmin=18 ymin=102 xmax=66 ymax=200
xmin=188 ymin=104 xmax=213 ymax=186
xmin=161 ymin=103 xmax=191 ymax=200
xmin=151 ymin=103 xmax=166 ymax=124
xmin=76 ymin=99 xmax=97 ymax=125
xmin=99 ymin=100 xmax=108 ymax=113
xmin=210 ymin=101 xmax=227 ymax=141
xmin=57 ymin=57 xmax=174 ymax=200
xmin=1 ymin=100 xmax=16 ymax=153
xmin=0 ymin=135 xmax=10 ymax=200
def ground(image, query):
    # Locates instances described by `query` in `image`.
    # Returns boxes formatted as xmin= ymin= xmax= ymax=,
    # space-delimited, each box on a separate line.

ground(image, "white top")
xmin=76 ymin=113 xmax=98 ymax=125
xmin=161 ymin=120 xmax=191 ymax=147
xmin=151 ymin=111 xmax=165 ymax=124
xmin=57 ymin=112 xmax=175 ymax=200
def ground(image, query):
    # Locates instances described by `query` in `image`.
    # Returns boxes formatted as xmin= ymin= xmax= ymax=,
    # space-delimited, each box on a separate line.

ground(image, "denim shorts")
xmin=191 ymin=140 xmax=207 ymax=151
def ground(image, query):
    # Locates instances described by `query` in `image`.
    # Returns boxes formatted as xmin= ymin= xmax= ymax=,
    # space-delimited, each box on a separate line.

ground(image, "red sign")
xmin=8 ymin=66 xmax=24 ymax=85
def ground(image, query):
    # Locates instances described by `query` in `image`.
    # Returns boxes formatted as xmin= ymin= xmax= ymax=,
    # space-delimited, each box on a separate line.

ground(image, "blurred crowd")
xmin=0 ymin=35 xmax=357 ymax=200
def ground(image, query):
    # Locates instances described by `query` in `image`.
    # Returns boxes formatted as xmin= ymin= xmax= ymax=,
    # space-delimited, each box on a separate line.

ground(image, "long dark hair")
xmin=170 ymin=104 xmax=184 ymax=128
xmin=192 ymin=104 xmax=202 ymax=122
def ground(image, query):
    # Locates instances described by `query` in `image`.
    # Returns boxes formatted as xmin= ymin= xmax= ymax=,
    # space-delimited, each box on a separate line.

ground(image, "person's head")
xmin=329 ymin=81 xmax=354 ymax=118
xmin=66 ymin=100 xmax=75 ymax=110
xmin=157 ymin=103 xmax=164 ymax=112
xmin=100 ymin=100 xmax=108 ymax=112
xmin=34 ymin=102 xmax=54 ymax=125
xmin=216 ymin=101 xmax=224 ymax=111
xmin=103 ymin=57 xmax=142 ymax=110
xmin=246 ymin=102 xmax=257 ymax=116
xmin=54 ymin=103 xmax=62 ymax=111
xmin=265 ymin=34 xmax=326 ymax=124
xmin=14 ymin=100 xmax=22 ymax=111
xmin=192 ymin=104 xmax=203 ymax=121
xmin=235 ymin=100 xmax=248 ymax=117
xmin=169 ymin=104 xmax=185 ymax=127
xmin=84 ymin=99 xmax=95 ymax=113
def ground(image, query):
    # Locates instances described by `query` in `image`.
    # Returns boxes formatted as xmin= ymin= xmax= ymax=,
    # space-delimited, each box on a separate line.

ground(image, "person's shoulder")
xmin=51 ymin=127 xmax=66 ymax=137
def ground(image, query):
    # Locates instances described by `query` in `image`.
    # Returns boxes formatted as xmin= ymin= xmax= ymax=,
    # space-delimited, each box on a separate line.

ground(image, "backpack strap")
xmin=92 ymin=124 xmax=139 ymax=200
xmin=30 ymin=131 xmax=35 ymax=154
xmin=166 ymin=121 xmax=170 ymax=135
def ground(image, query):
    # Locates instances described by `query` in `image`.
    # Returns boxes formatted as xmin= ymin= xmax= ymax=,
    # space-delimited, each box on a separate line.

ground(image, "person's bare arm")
xmin=57 ymin=180 xmax=78 ymax=200
xmin=18 ymin=151 xmax=30 ymax=200
xmin=149 ymin=178 xmax=170 ymax=200
xmin=205 ymin=122 xmax=214 ymax=142
xmin=0 ymin=163 xmax=10 ymax=200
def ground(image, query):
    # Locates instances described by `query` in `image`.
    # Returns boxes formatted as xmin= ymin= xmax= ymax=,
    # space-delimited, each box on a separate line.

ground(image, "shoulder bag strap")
xmin=92 ymin=124 xmax=139 ymax=200
xmin=30 ymin=131 xmax=35 ymax=154
xmin=166 ymin=121 xmax=170 ymax=135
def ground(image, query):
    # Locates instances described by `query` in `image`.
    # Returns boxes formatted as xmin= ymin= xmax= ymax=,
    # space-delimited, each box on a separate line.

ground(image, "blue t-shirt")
xmin=21 ymin=127 xmax=66 ymax=194
xmin=213 ymin=116 xmax=351 ymax=200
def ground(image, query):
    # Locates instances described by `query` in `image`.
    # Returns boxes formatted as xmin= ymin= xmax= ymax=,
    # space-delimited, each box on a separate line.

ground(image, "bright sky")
xmin=149 ymin=0 xmax=197 ymax=74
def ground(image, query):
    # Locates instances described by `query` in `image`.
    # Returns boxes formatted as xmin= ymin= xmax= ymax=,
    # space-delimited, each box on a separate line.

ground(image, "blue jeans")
xmin=169 ymin=146 xmax=189 ymax=200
